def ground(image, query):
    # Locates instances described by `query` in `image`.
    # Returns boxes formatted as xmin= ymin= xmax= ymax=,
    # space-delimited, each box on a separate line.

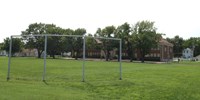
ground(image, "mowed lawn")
xmin=0 ymin=57 xmax=200 ymax=100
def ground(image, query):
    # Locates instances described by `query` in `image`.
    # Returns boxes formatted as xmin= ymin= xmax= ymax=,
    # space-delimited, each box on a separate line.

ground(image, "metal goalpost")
xmin=7 ymin=34 xmax=122 ymax=82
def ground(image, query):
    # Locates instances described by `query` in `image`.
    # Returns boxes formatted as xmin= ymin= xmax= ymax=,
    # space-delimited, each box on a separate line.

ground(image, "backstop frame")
xmin=7 ymin=34 xmax=122 ymax=82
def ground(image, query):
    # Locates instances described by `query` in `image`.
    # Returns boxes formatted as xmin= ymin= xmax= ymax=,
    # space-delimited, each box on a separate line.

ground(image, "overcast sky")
xmin=0 ymin=0 xmax=199 ymax=42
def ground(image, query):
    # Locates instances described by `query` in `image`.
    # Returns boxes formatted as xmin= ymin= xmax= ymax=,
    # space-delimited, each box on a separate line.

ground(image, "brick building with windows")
xmin=83 ymin=38 xmax=174 ymax=62
xmin=134 ymin=39 xmax=173 ymax=61
xmin=159 ymin=39 xmax=173 ymax=61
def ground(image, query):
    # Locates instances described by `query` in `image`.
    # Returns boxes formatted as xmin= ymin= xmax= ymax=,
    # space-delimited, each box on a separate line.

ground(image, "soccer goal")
xmin=7 ymin=34 xmax=122 ymax=82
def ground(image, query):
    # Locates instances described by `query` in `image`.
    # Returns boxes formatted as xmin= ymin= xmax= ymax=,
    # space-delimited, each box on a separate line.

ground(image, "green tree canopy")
xmin=132 ymin=20 xmax=159 ymax=63
xmin=61 ymin=28 xmax=75 ymax=54
xmin=116 ymin=22 xmax=134 ymax=62
xmin=95 ymin=26 xmax=117 ymax=61
xmin=2 ymin=37 xmax=23 ymax=56
xmin=22 ymin=23 xmax=47 ymax=58
xmin=183 ymin=37 xmax=200 ymax=57
xmin=85 ymin=34 xmax=101 ymax=50
xmin=166 ymin=35 xmax=184 ymax=57
xmin=72 ymin=28 xmax=86 ymax=60
xmin=45 ymin=24 xmax=65 ymax=59
xmin=0 ymin=43 xmax=3 ymax=51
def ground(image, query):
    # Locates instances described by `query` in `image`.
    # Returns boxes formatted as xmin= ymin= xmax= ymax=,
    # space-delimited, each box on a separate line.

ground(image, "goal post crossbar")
xmin=11 ymin=34 xmax=84 ymax=38
xmin=7 ymin=34 xmax=122 ymax=82
xmin=11 ymin=34 xmax=121 ymax=41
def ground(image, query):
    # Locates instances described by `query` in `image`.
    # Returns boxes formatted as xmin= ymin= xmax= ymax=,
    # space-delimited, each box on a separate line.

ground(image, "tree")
xmin=0 ymin=43 xmax=3 ymax=51
xmin=132 ymin=20 xmax=159 ymax=63
xmin=2 ymin=38 xmax=23 ymax=56
xmin=85 ymin=34 xmax=102 ymax=58
xmin=116 ymin=22 xmax=134 ymax=62
xmin=45 ymin=24 xmax=65 ymax=59
xmin=22 ymin=23 xmax=47 ymax=58
xmin=61 ymin=28 xmax=74 ymax=55
xmin=85 ymin=34 xmax=101 ymax=50
xmin=195 ymin=38 xmax=200 ymax=56
xmin=68 ymin=28 xmax=86 ymax=60
xmin=167 ymin=35 xmax=184 ymax=57
xmin=95 ymin=26 xmax=116 ymax=61
xmin=183 ymin=37 xmax=200 ymax=57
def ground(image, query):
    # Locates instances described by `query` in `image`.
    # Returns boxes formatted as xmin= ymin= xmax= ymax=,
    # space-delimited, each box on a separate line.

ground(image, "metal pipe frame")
xmin=7 ymin=34 xmax=122 ymax=81
xmin=7 ymin=36 xmax=12 ymax=81
xmin=11 ymin=34 xmax=121 ymax=40
xmin=42 ymin=36 xmax=47 ymax=81
xmin=86 ymin=36 xmax=121 ymax=41
xmin=119 ymin=39 xmax=122 ymax=80
xmin=82 ymin=36 xmax=86 ymax=82
xmin=11 ymin=34 xmax=83 ymax=38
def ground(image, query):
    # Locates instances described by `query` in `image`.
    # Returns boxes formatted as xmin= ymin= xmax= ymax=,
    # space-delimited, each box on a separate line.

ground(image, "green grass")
xmin=0 ymin=57 xmax=200 ymax=100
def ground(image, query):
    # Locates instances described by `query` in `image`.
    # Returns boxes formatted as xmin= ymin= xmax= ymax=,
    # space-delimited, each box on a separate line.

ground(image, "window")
xmin=135 ymin=53 xmax=137 ymax=58
xmin=154 ymin=53 xmax=157 ymax=57
xmin=145 ymin=54 xmax=149 ymax=57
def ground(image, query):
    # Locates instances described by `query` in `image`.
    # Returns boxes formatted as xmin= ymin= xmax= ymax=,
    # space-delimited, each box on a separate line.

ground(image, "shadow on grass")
xmin=43 ymin=80 xmax=49 ymax=85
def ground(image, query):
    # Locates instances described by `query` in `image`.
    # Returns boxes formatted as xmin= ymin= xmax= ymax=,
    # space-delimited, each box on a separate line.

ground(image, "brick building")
xmin=134 ymin=39 xmax=173 ymax=61
xmin=86 ymin=38 xmax=173 ymax=61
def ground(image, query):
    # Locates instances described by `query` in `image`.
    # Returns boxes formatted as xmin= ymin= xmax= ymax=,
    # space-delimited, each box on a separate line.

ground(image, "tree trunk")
xmin=141 ymin=51 xmax=145 ymax=63
xmin=127 ymin=42 xmax=133 ymax=62
xmin=71 ymin=50 xmax=75 ymax=58
xmin=139 ymin=49 xmax=145 ymax=63
xmin=130 ymin=50 xmax=134 ymax=62
xmin=106 ymin=52 xmax=109 ymax=61
xmin=37 ymin=49 xmax=42 ymax=58
xmin=75 ymin=50 xmax=79 ymax=60
xmin=117 ymin=49 xmax=120 ymax=62
xmin=128 ymin=50 xmax=133 ymax=62
xmin=103 ymin=49 xmax=108 ymax=61
xmin=141 ymin=57 xmax=145 ymax=63
xmin=130 ymin=57 xmax=133 ymax=62
xmin=106 ymin=50 xmax=110 ymax=61
xmin=141 ymin=56 xmax=144 ymax=63
xmin=52 ymin=52 xmax=55 ymax=59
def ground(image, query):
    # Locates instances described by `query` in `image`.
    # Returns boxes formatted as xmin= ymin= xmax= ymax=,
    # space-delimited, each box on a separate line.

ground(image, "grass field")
xmin=0 ymin=57 xmax=200 ymax=100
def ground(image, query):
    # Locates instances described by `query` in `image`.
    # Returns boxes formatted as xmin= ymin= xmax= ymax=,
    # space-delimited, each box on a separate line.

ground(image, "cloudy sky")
xmin=0 ymin=0 xmax=199 ymax=42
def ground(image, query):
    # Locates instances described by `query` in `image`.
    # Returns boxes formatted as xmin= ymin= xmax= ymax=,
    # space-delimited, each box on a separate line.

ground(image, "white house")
xmin=15 ymin=49 xmax=38 ymax=57
xmin=182 ymin=48 xmax=193 ymax=59
xmin=0 ymin=50 xmax=7 ymax=56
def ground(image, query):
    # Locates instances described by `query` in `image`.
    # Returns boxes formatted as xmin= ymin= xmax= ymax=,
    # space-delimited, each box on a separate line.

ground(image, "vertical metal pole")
xmin=82 ymin=36 xmax=85 ymax=82
xmin=43 ymin=35 xmax=47 ymax=81
xmin=119 ymin=39 xmax=122 ymax=80
xmin=162 ymin=45 xmax=164 ymax=62
xmin=7 ymin=36 xmax=12 ymax=81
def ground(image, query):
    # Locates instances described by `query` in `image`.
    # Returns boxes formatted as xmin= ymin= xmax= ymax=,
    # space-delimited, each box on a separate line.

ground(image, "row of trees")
xmin=1 ymin=23 xmax=86 ymax=59
xmin=2 ymin=20 xmax=199 ymax=62
xmin=1 ymin=38 xmax=24 ymax=56
xmin=1 ymin=21 xmax=160 ymax=62
xmin=94 ymin=21 xmax=160 ymax=62
xmin=22 ymin=23 xmax=87 ymax=59
xmin=167 ymin=36 xmax=200 ymax=57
